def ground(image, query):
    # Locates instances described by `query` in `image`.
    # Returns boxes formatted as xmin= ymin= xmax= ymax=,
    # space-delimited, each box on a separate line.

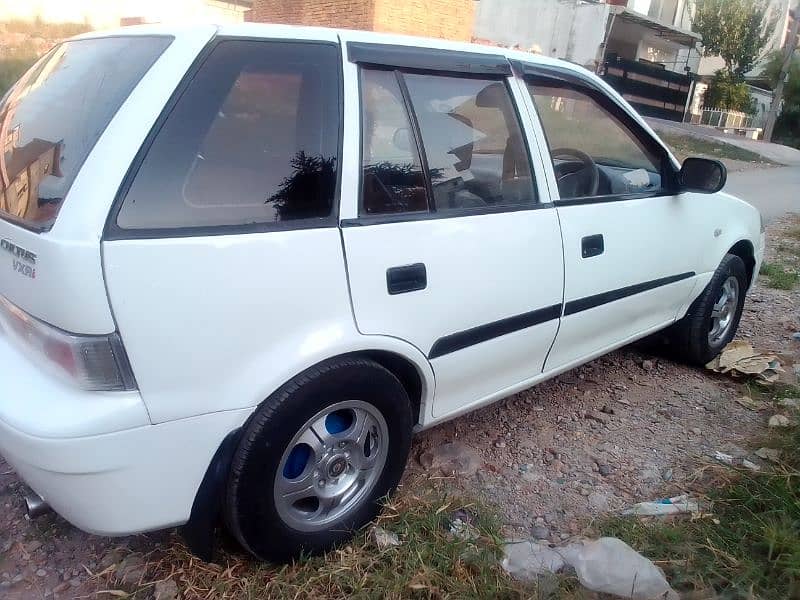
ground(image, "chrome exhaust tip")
xmin=23 ymin=490 xmax=50 ymax=518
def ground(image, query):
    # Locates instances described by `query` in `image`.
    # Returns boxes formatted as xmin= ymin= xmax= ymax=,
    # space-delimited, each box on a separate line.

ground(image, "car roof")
xmin=74 ymin=22 xmax=581 ymax=73
xmin=72 ymin=22 xmax=676 ymax=166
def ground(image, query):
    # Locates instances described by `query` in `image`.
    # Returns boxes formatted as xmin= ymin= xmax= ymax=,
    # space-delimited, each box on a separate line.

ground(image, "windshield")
xmin=0 ymin=36 xmax=172 ymax=231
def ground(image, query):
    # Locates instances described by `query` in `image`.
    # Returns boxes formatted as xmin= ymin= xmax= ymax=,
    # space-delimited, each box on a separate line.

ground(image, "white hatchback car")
xmin=0 ymin=24 xmax=764 ymax=561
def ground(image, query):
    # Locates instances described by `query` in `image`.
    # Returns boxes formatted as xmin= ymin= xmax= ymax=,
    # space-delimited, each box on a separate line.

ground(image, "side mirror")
xmin=679 ymin=157 xmax=726 ymax=193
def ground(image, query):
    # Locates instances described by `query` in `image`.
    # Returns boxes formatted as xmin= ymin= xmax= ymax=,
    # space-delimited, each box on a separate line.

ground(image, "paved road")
xmin=646 ymin=117 xmax=800 ymax=166
xmin=727 ymin=166 xmax=800 ymax=222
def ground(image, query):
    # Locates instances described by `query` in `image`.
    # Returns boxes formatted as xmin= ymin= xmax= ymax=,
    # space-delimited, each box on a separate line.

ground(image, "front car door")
xmin=513 ymin=63 xmax=707 ymax=371
xmin=339 ymin=40 xmax=564 ymax=422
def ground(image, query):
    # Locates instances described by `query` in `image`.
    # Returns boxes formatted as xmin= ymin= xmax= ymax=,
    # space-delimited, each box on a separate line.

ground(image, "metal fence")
xmin=600 ymin=54 xmax=692 ymax=122
xmin=688 ymin=109 xmax=755 ymax=129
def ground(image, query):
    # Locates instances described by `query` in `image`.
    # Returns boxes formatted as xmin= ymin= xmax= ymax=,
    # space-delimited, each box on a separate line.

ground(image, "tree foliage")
xmin=762 ymin=51 xmax=800 ymax=147
xmin=693 ymin=0 xmax=775 ymax=79
xmin=704 ymin=69 xmax=756 ymax=112
xmin=762 ymin=50 xmax=800 ymax=106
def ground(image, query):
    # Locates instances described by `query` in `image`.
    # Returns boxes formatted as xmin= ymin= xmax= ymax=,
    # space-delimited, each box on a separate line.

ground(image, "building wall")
xmin=246 ymin=0 xmax=373 ymax=30
xmin=248 ymin=0 xmax=474 ymax=40
xmin=473 ymin=0 xmax=609 ymax=68
xmin=372 ymin=0 xmax=473 ymax=40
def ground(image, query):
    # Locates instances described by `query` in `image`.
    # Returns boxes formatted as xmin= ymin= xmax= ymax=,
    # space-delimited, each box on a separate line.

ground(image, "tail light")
xmin=0 ymin=294 xmax=136 ymax=391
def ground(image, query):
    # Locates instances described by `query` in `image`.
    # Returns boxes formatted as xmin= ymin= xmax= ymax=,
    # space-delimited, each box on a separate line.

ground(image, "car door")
xmin=515 ymin=65 xmax=708 ymax=371
xmin=340 ymin=43 xmax=564 ymax=421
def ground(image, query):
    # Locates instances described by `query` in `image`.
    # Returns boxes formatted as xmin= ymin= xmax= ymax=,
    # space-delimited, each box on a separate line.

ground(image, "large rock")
xmin=154 ymin=579 xmax=179 ymax=600
xmin=418 ymin=442 xmax=482 ymax=476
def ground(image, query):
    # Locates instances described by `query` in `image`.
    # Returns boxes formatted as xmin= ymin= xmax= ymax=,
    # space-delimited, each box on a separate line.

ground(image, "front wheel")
xmin=671 ymin=254 xmax=748 ymax=365
xmin=224 ymin=357 xmax=413 ymax=562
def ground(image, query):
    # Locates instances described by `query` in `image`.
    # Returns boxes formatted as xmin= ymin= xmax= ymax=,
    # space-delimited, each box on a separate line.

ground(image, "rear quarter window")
xmin=116 ymin=40 xmax=341 ymax=232
xmin=0 ymin=36 xmax=172 ymax=231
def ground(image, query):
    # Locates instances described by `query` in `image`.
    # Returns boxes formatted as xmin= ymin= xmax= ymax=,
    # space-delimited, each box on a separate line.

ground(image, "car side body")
xmin=0 ymin=23 xmax=764 ymax=558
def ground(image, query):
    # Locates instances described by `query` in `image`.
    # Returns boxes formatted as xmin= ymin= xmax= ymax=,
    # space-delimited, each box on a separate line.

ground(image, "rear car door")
xmin=517 ymin=65 xmax=706 ymax=370
xmin=340 ymin=43 xmax=564 ymax=420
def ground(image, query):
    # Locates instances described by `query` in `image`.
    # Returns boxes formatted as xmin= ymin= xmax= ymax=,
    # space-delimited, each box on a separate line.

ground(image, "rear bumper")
xmin=0 ymin=330 xmax=250 ymax=535
xmin=0 ymin=409 xmax=250 ymax=535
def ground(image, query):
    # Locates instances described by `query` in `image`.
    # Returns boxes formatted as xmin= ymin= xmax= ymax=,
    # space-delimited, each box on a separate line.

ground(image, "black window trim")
xmin=354 ymin=64 xmax=546 ymax=226
xmin=510 ymin=60 xmax=681 ymax=207
xmin=103 ymin=36 xmax=345 ymax=241
xmin=347 ymin=42 xmax=512 ymax=77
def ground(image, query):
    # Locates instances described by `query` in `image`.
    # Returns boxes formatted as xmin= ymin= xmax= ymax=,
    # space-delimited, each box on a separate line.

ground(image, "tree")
xmin=763 ymin=50 xmax=800 ymax=107
xmin=693 ymin=0 xmax=775 ymax=79
xmin=762 ymin=50 xmax=800 ymax=146
xmin=704 ymin=70 xmax=756 ymax=112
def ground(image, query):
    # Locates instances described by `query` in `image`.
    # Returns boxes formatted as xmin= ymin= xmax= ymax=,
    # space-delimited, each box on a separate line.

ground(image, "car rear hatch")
xmin=0 ymin=27 xmax=216 ymax=390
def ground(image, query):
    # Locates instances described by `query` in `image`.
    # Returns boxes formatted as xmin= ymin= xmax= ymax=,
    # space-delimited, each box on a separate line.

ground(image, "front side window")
xmin=118 ymin=41 xmax=340 ymax=230
xmin=404 ymin=74 xmax=535 ymax=212
xmin=527 ymin=80 xmax=665 ymax=200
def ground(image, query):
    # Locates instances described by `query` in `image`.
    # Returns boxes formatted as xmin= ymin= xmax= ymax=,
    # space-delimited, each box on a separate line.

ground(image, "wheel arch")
xmin=727 ymin=239 xmax=756 ymax=287
xmin=180 ymin=342 xmax=434 ymax=560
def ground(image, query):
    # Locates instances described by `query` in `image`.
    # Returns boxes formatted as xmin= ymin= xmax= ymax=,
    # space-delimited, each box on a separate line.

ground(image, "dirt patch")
xmin=1 ymin=217 xmax=797 ymax=598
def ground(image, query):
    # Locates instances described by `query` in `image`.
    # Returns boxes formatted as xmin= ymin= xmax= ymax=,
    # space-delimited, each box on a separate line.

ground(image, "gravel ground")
xmin=1 ymin=216 xmax=798 ymax=599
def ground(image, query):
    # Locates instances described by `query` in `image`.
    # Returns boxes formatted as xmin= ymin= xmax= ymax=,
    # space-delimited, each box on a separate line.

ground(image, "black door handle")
xmin=581 ymin=234 xmax=604 ymax=258
xmin=387 ymin=263 xmax=427 ymax=295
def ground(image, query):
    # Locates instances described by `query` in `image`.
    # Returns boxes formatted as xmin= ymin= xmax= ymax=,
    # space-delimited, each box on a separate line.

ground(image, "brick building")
xmin=247 ymin=0 xmax=475 ymax=41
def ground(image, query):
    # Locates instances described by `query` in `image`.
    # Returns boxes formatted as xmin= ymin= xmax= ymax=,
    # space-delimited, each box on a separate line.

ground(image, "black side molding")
xmin=564 ymin=272 xmax=695 ymax=316
xmin=347 ymin=42 xmax=512 ymax=76
xmin=429 ymin=304 xmax=561 ymax=359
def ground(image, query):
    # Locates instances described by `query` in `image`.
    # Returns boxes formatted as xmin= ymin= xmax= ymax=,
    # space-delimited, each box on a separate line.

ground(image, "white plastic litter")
xmin=559 ymin=537 xmax=679 ymax=600
xmin=622 ymin=494 xmax=700 ymax=516
xmin=501 ymin=540 xmax=565 ymax=581
xmin=371 ymin=526 xmax=400 ymax=549
xmin=714 ymin=451 xmax=761 ymax=472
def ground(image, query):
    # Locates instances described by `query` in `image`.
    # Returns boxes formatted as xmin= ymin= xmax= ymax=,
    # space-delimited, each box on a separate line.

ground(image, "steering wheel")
xmin=551 ymin=147 xmax=600 ymax=198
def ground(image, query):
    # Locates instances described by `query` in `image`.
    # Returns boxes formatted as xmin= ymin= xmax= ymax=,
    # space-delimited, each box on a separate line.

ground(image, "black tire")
xmin=671 ymin=254 xmax=748 ymax=366
xmin=224 ymin=356 xmax=413 ymax=562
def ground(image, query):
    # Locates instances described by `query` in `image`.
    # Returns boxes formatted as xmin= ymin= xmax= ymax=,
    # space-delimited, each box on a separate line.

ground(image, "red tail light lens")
xmin=0 ymin=294 xmax=136 ymax=391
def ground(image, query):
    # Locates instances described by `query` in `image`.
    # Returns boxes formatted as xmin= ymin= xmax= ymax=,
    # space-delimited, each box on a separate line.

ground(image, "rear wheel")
xmin=225 ymin=357 xmax=413 ymax=562
xmin=671 ymin=254 xmax=748 ymax=365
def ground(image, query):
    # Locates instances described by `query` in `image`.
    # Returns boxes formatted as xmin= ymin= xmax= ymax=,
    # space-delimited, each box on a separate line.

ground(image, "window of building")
xmin=118 ymin=41 xmax=340 ymax=230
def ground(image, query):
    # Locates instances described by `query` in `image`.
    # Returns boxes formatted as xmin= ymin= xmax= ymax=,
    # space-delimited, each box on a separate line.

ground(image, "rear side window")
xmin=360 ymin=69 xmax=535 ymax=216
xmin=0 ymin=36 xmax=171 ymax=231
xmin=361 ymin=69 xmax=428 ymax=215
xmin=117 ymin=41 xmax=340 ymax=231
xmin=404 ymin=74 xmax=535 ymax=212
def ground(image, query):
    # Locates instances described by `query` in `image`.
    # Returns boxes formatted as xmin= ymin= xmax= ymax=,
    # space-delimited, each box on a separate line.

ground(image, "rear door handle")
xmin=581 ymin=234 xmax=604 ymax=258
xmin=386 ymin=263 xmax=427 ymax=295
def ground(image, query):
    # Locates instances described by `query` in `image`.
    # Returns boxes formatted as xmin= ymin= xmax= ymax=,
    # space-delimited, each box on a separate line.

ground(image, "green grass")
xmin=660 ymin=132 xmax=773 ymax=164
xmin=597 ymin=386 xmax=800 ymax=599
xmin=111 ymin=492 xmax=536 ymax=599
xmin=759 ymin=261 xmax=800 ymax=289
xmin=0 ymin=56 xmax=37 ymax=96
